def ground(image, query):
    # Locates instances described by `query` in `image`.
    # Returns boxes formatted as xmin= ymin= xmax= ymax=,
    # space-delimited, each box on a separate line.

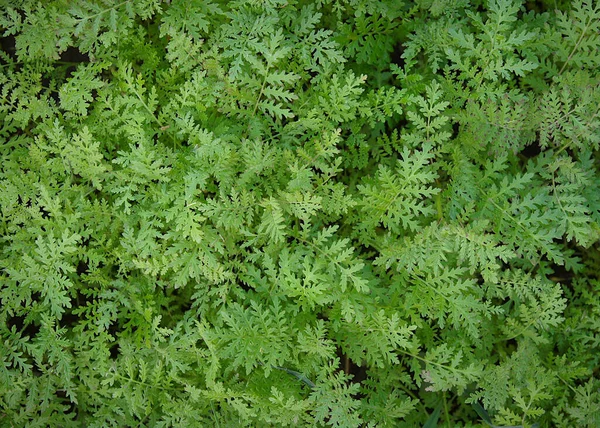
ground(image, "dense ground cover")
xmin=1 ymin=0 xmax=599 ymax=426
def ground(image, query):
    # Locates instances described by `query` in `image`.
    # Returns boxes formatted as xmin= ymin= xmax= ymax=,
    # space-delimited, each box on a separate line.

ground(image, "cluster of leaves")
xmin=1 ymin=0 xmax=599 ymax=426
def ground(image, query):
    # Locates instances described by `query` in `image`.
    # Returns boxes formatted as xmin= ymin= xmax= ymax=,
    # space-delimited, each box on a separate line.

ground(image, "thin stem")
xmin=397 ymin=382 xmax=428 ymax=413
xmin=210 ymin=401 xmax=222 ymax=428
xmin=443 ymin=392 xmax=450 ymax=427
xmin=252 ymin=72 xmax=269 ymax=118
xmin=554 ymin=104 xmax=600 ymax=156
xmin=74 ymin=1 xmax=130 ymax=22
xmin=399 ymin=349 xmax=473 ymax=376
xmin=110 ymin=370 xmax=180 ymax=392
xmin=558 ymin=14 xmax=594 ymax=75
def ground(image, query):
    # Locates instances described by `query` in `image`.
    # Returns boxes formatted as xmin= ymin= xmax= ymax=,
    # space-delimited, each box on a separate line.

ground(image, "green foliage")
xmin=1 ymin=0 xmax=599 ymax=426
